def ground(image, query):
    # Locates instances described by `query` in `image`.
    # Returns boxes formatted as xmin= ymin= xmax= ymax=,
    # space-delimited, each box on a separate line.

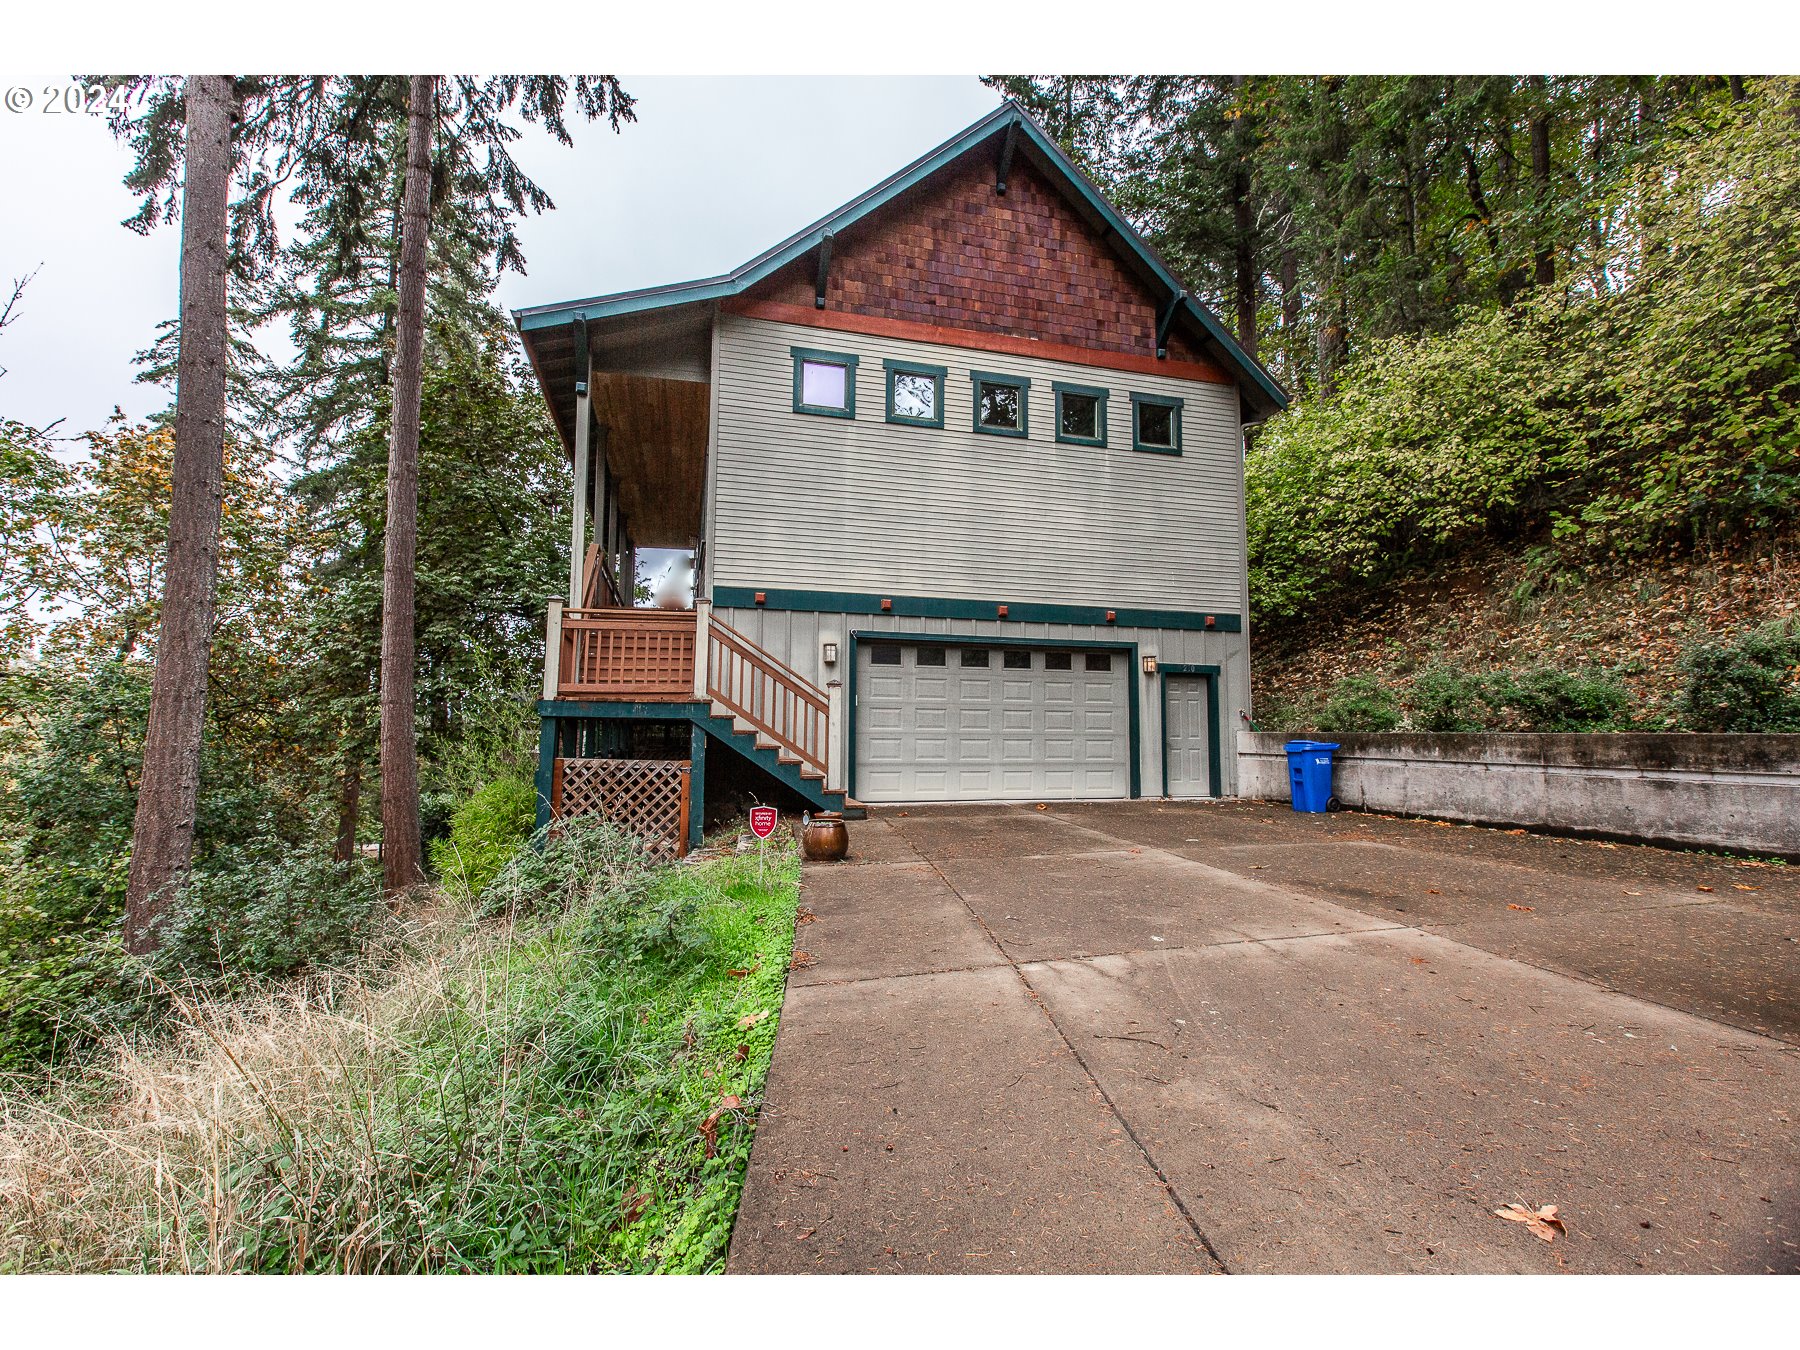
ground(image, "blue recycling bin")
xmin=1284 ymin=740 xmax=1339 ymax=813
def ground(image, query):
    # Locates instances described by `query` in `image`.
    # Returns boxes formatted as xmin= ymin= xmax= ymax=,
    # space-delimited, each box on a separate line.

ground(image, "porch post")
xmin=687 ymin=719 xmax=707 ymax=853
xmin=534 ymin=716 xmax=557 ymax=833
xmin=543 ymin=596 xmax=562 ymax=701
xmin=568 ymin=386 xmax=591 ymax=606
xmin=692 ymin=597 xmax=712 ymax=702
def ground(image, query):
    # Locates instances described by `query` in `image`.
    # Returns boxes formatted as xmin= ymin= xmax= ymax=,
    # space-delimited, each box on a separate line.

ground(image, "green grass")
xmin=0 ymin=824 xmax=802 ymax=1274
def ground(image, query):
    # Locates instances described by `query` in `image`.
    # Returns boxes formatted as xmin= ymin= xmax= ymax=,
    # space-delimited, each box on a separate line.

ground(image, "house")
xmin=514 ymin=101 xmax=1286 ymax=854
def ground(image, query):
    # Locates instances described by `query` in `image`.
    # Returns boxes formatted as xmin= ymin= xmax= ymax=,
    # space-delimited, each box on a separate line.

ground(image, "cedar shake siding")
xmin=746 ymin=154 xmax=1214 ymax=368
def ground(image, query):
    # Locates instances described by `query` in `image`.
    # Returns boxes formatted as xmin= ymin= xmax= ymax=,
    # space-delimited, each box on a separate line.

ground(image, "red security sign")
xmin=749 ymin=806 xmax=778 ymax=840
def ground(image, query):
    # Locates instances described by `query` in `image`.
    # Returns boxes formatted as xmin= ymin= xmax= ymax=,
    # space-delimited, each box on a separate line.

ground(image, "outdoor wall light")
xmin=1142 ymin=655 xmax=1158 ymax=676
xmin=822 ymin=641 xmax=839 ymax=665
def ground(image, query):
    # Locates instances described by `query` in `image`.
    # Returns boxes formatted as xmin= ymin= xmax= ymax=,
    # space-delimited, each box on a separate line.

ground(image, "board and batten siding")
xmin=713 ymin=605 xmax=1251 ymax=799
xmin=707 ymin=313 xmax=1246 ymax=614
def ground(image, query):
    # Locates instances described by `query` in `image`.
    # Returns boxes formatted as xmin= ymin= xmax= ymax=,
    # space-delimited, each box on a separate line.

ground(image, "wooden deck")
xmin=548 ymin=603 xmax=832 ymax=780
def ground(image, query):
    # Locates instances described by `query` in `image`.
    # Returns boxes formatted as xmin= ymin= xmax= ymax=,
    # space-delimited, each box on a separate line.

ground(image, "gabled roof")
xmin=514 ymin=100 xmax=1288 ymax=419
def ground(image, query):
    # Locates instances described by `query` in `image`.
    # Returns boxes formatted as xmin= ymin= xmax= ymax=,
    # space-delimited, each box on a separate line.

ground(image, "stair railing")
xmin=704 ymin=612 xmax=830 ymax=777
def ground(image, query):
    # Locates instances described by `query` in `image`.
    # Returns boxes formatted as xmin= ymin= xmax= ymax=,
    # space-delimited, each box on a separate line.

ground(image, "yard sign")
xmin=749 ymin=806 xmax=777 ymax=839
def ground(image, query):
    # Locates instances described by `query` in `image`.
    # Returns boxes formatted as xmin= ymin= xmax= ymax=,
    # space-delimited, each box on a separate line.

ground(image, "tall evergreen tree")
xmin=121 ymin=75 xmax=235 ymax=953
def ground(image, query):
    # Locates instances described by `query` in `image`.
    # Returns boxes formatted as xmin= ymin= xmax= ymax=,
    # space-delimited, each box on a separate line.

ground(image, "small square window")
xmin=1131 ymin=393 xmax=1183 ymax=454
xmin=802 ymin=361 xmax=846 ymax=408
xmin=869 ymin=643 xmax=901 ymax=666
xmin=885 ymin=360 xmax=946 ymax=427
xmin=915 ymin=646 xmax=946 ymax=667
xmin=971 ymin=371 xmax=1030 ymax=438
xmin=1044 ymin=651 xmax=1073 ymax=671
xmin=1002 ymin=650 xmax=1031 ymax=670
xmin=791 ymin=347 xmax=858 ymax=419
xmin=1053 ymin=383 xmax=1108 ymax=446
xmin=1085 ymin=652 xmax=1113 ymax=672
xmin=960 ymin=649 xmax=990 ymax=668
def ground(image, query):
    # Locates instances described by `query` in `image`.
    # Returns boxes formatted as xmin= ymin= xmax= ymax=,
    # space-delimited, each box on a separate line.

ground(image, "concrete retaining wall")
xmin=1236 ymin=732 xmax=1800 ymax=857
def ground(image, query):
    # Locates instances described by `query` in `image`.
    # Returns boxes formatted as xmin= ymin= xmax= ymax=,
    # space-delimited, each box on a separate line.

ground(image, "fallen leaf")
xmin=1697 ymin=885 xmax=1715 ymax=893
xmin=734 ymin=1043 xmax=750 ymax=1062
xmin=1035 ymin=803 xmax=1048 ymax=811
xmin=697 ymin=1095 xmax=745 ymax=1157
xmin=1427 ymin=888 xmax=1441 ymax=895
xmin=1495 ymin=1203 xmax=1567 ymax=1242
xmin=796 ymin=906 xmax=817 ymax=925
xmin=797 ymin=1227 xmax=816 ymax=1240
xmin=790 ymin=950 xmax=816 ymax=969
xmin=737 ymin=1010 xmax=770 ymax=1029
xmin=1733 ymin=884 xmax=1759 ymax=892
xmin=1623 ymin=889 xmax=1643 ymax=896
xmin=1508 ymin=904 xmax=1534 ymax=912
xmin=1506 ymin=829 xmax=1527 ymax=836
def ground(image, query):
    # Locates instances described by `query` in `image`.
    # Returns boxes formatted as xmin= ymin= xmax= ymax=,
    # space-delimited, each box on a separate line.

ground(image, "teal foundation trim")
xmin=1158 ymin=663 xmax=1223 ymax=799
xmin=714 ymin=587 xmax=1241 ymax=634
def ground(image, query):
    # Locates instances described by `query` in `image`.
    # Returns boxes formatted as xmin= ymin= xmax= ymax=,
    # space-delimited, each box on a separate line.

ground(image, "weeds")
xmin=0 ymin=820 xmax=801 ymax=1273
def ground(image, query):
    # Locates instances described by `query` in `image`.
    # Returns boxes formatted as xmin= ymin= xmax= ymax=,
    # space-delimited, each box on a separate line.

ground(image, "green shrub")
xmin=1314 ymin=675 xmax=1403 ymax=733
xmin=151 ymin=850 xmax=387 ymax=988
xmin=1484 ymin=667 xmax=1633 ymax=732
xmin=429 ymin=774 xmax=538 ymax=896
xmin=1407 ymin=663 xmax=1496 ymax=733
xmin=1677 ymin=619 xmax=1800 ymax=731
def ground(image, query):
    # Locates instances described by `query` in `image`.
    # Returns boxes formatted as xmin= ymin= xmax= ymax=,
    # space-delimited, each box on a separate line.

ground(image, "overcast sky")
xmin=0 ymin=75 xmax=1002 ymax=441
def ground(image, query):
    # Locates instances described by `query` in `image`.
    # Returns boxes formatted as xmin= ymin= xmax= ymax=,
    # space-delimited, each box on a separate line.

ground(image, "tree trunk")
xmin=123 ymin=75 xmax=235 ymax=955
xmin=378 ymin=74 xmax=434 ymax=897
xmin=1228 ymin=76 xmax=1258 ymax=360
xmin=333 ymin=746 xmax=363 ymax=864
xmin=1277 ymin=242 xmax=1302 ymax=392
xmin=1728 ymin=76 xmax=1746 ymax=103
xmin=1529 ymin=76 xmax=1554 ymax=288
xmin=1232 ymin=167 xmax=1258 ymax=359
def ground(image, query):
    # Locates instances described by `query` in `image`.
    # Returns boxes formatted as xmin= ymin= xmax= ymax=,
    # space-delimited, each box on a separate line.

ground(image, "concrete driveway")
xmin=727 ymin=801 xmax=1800 ymax=1274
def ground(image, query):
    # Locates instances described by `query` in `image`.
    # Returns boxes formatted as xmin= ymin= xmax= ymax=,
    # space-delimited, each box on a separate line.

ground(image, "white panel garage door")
xmin=856 ymin=641 xmax=1130 ymax=803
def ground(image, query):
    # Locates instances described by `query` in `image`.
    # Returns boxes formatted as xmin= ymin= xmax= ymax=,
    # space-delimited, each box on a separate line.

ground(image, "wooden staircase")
xmin=544 ymin=600 xmax=863 ymax=820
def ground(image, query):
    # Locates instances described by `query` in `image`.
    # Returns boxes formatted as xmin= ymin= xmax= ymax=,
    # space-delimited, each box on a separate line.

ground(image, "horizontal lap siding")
xmin=711 ymin=314 xmax=1246 ymax=614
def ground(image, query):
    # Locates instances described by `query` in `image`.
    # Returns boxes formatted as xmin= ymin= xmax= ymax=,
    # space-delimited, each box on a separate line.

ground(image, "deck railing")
xmin=557 ymin=607 xmax=696 ymax=701
xmin=704 ymin=614 xmax=830 ymax=776
xmin=542 ymin=600 xmax=833 ymax=780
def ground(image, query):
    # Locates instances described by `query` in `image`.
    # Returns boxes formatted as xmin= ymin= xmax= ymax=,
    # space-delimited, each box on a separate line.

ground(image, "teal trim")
xmin=513 ymin=102 xmax=1287 ymax=417
xmin=535 ymin=717 xmax=557 ymax=831
xmin=790 ymin=346 xmax=858 ymax=419
xmin=713 ymin=586 xmax=1242 ymax=634
xmin=1051 ymin=380 xmax=1108 ymax=446
xmin=1131 ymin=392 xmax=1183 ymax=455
xmin=1158 ymin=664 xmax=1223 ymax=799
xmin=848 ymin=631 xmax=1142 ymax=801
xmin=969 ymin=370 xmax=1030 ymax=438
xmin=884 ymin=359 xmax=947 ymax=428
xmin=687 ymin=721 xmax=707 ymax=851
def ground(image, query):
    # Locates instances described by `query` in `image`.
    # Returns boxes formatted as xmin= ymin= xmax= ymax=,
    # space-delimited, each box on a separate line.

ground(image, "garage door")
xmin=855 ymin=641 xmax=1130 ymax=803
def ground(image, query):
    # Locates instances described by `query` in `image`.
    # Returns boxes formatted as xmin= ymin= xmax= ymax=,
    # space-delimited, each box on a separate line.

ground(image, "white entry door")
xmin=1163 ymin=674 xmax=1215 ymax=798
xmin=856 ymin=641 xmax=1130 ymax=803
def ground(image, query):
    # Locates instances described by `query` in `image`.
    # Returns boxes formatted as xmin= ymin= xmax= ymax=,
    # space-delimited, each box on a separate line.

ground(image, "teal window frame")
xmin=791 ymin=346 xmax=859 ymax=419
xmin=969 ymin=369 xmax=1030 ymax=438
xmin=1130 ymin=392 xmax=1183 ymax=455
xmin=883 ymin=358 xmax=947 ymax=428
xmin=1052 ymin=380 xmax=1109 ymax=447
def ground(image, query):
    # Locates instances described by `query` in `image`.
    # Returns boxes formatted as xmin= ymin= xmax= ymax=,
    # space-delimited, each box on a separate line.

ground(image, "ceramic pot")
xmin=801 ymin=812 xmax=849 ymax=862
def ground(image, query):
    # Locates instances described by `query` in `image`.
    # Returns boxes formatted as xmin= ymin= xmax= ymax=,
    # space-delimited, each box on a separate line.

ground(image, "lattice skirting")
xmin=552 ymin=757 xmax=691 ymax=859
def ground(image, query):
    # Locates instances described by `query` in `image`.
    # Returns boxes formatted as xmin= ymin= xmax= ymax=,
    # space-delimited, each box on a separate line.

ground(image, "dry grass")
xmin=0 ymin=901 xmax=475 ymax=1272
xmin=0 ymin=830 xmax=799 ymax=1274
